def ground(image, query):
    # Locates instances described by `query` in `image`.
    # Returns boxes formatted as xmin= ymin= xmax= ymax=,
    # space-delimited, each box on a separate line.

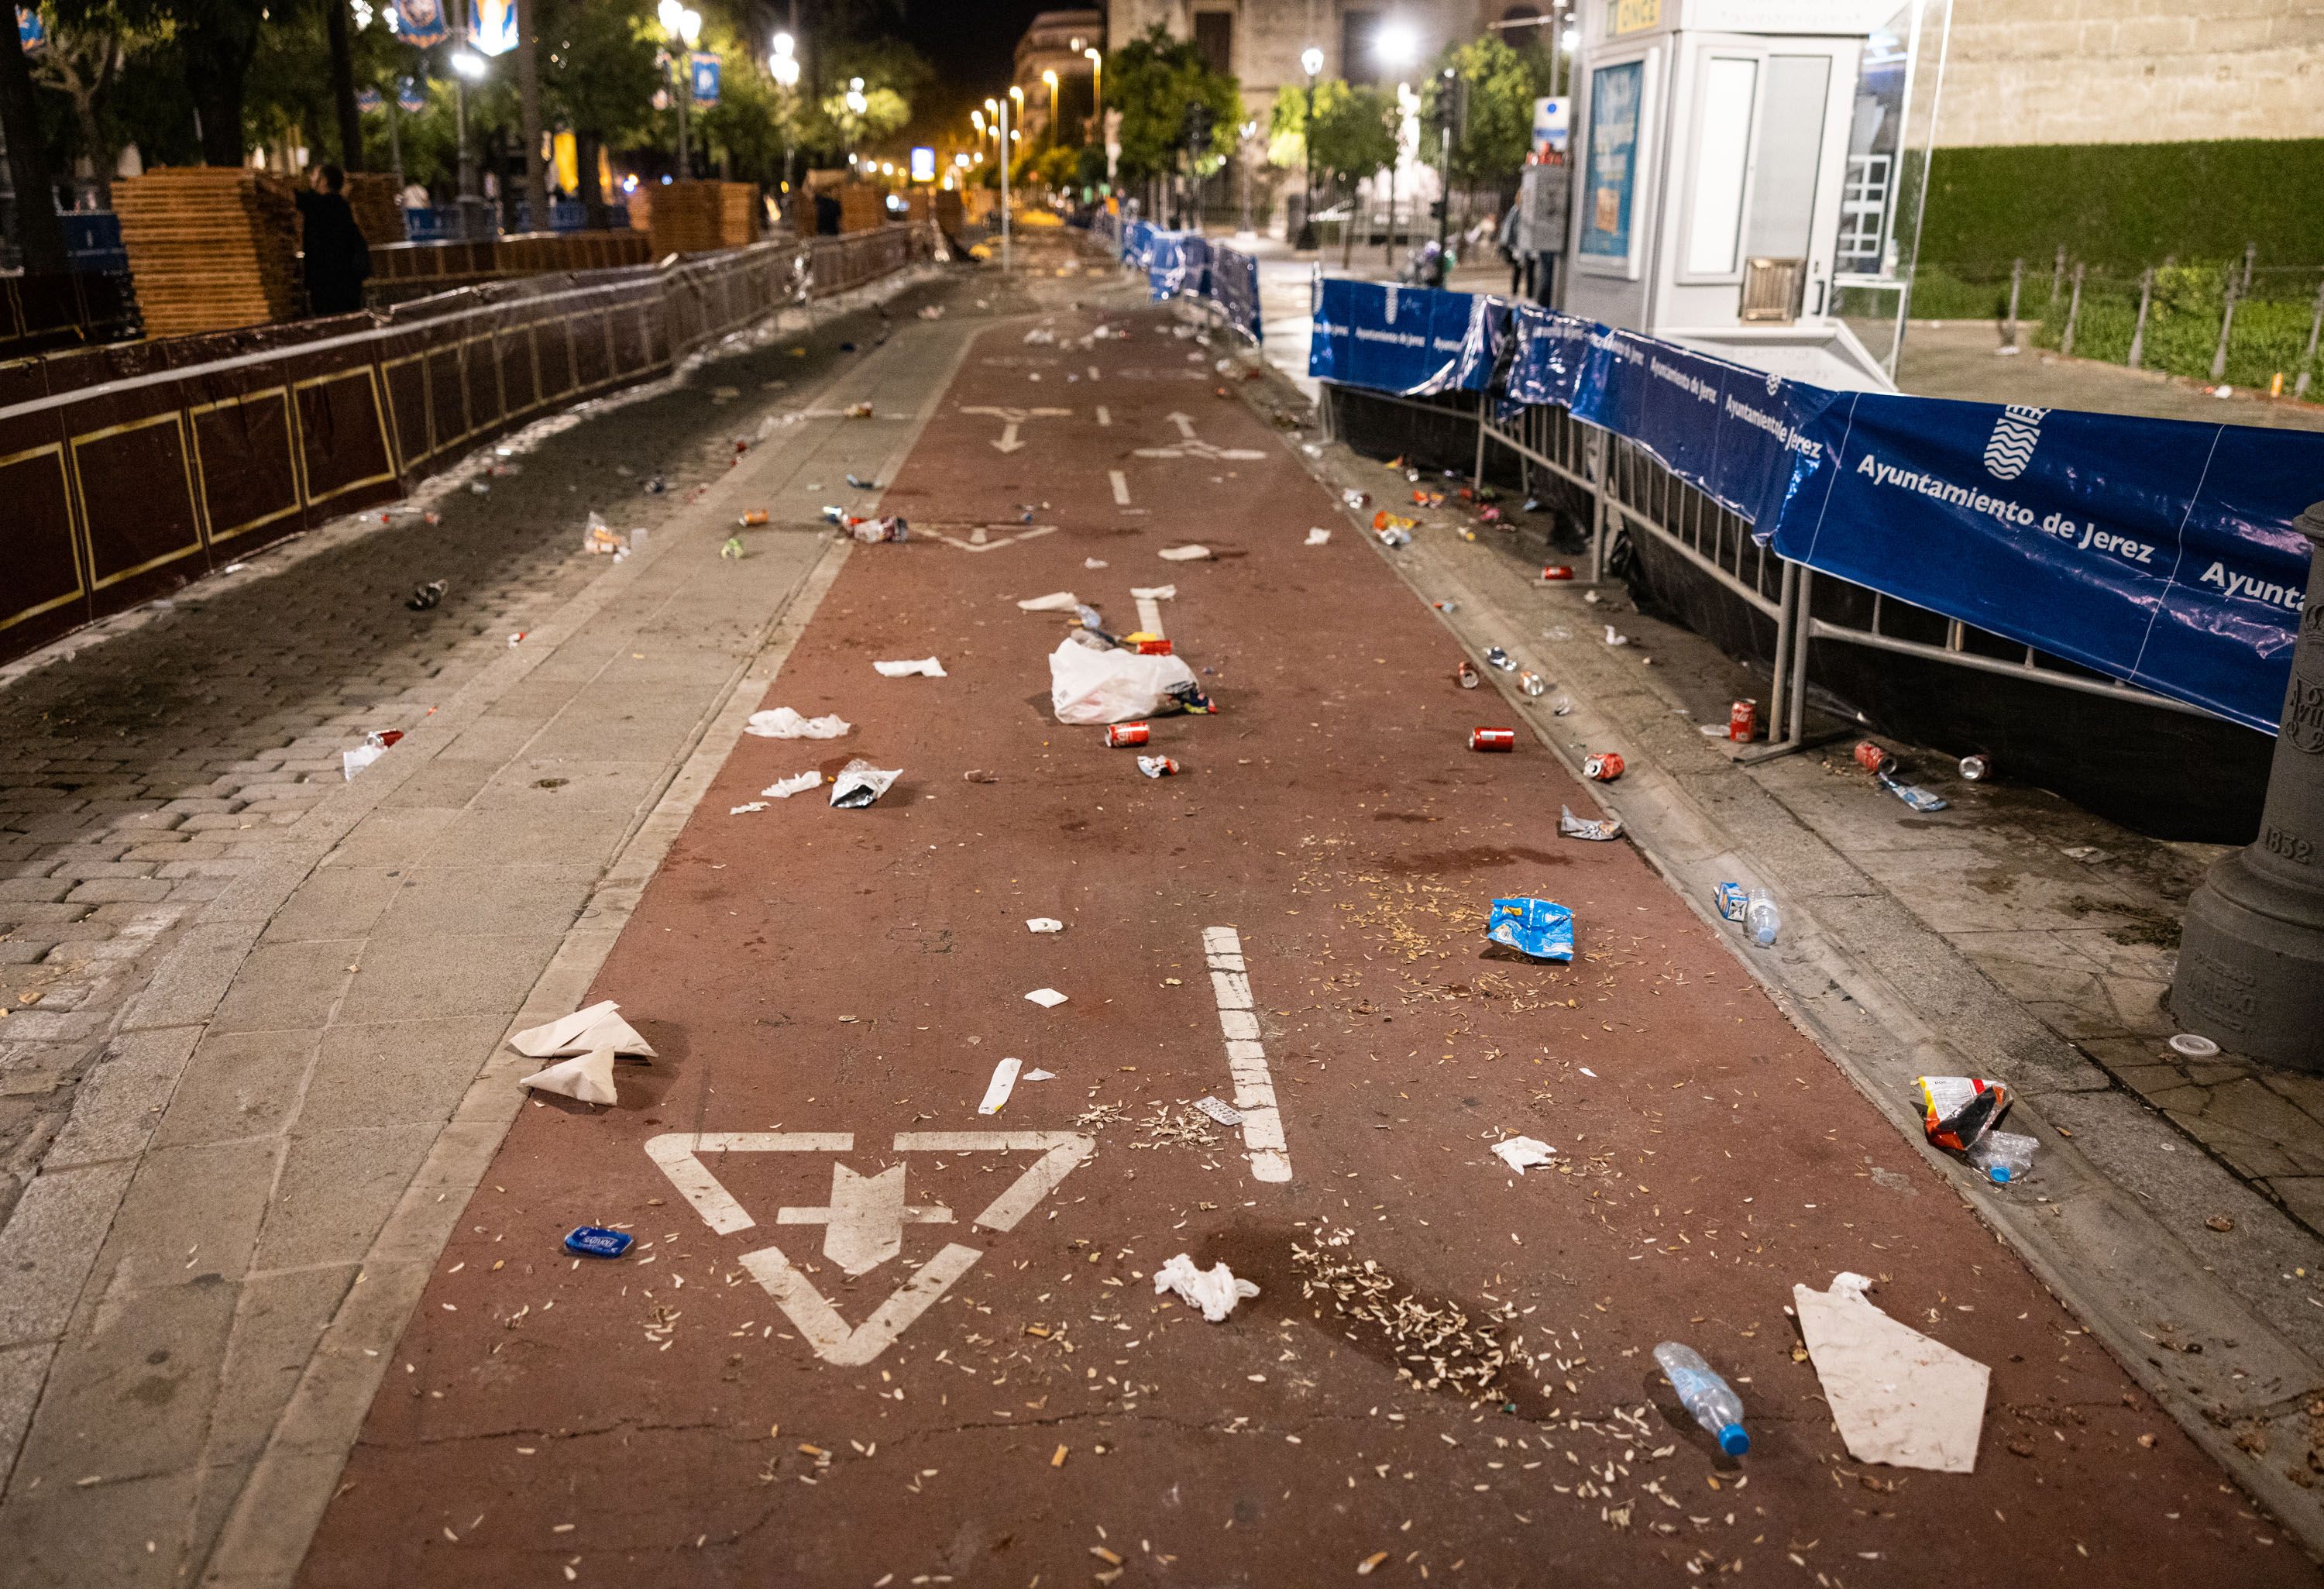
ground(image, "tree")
xmin=324 ymin=0 xmax=359 ymax=169
xmin=1105 ymin=24 xmax=1239 ymax=187
xmin=157 ymin=0 xmax=266 ymax=165
xmin=1421 ymin=34 xmax=1547 ymax=192
xmin=0 ymin=10 xmax=67 ymax=269
xmin=1307 ymin=80 xmax=1394 ymax=193
xmin=537 ymin=0 xmax=658 ymax=222
xmin=26 ymin=2 xmax=174 ymax=205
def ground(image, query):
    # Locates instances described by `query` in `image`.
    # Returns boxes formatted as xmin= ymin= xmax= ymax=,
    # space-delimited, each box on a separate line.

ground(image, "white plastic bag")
xmin=1047 ymin=638 xmax=1198 ymax=724
xmin=1153 ymin=1253 xmax=1259 ymax=1322
xmin=746 ymin=707 xmax=851 ymax=739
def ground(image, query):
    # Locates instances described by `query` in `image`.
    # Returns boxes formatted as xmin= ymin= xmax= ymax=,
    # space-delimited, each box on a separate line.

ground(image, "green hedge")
xmin=1920 ymin=139 xmax=2324 ymax=272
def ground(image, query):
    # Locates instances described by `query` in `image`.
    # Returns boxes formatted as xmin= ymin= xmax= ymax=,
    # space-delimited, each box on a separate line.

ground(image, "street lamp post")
xmin=657 ymin=0 xmax=701 ymax=179
xmin=1296 ymin=45 xmax=1322 ymax=250
xmin=1434 ymin=64 xmax=1455 ymax=279
xmin=770 ymin=30 xmax=800 ymax=211
xmin=985 ymin=95 xmax=1012 ymax=271
xmin=1042 ymin=67 xmax=1058 ymax=152
xmin=449 ymin=12 xmax=489 ymax=242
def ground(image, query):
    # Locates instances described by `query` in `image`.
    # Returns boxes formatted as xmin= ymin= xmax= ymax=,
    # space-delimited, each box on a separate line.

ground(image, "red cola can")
xmin=1135 ymin=637 xmax=1174 ymax=656
xmin=1853 ymin=740 xmax=1890 ymax=774
xmin=1728 ymin=700 xmax=1758 ymax=742
xmin=1470 ymin=727 xmax=1516 ymax=752
xmin=1542 ymin=565 xmax=1575 ymax=581
xmin=1583 ymin=752 xmax=1624 ymax=781
xmin=1105 ymin=722 xmax=1150 ymax=747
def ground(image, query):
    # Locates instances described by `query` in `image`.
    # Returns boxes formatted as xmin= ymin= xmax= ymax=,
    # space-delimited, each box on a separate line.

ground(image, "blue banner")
xmin=1140 ymin=229 xmax=1208 ymax=302
xmin=391 ymin=0 xmax=448 ymax=48
xmin=1211 ymin=244 xmax=1261 ymax=343
xmin=1333 ymin=288 xmax=2315 ymax=734
xmin=1309 ymin=278 xmax=1499 ymax=396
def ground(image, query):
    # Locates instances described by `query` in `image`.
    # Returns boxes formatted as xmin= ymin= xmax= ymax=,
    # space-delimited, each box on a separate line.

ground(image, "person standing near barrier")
xmin=297 ymin=164 xmax=373 ymax=318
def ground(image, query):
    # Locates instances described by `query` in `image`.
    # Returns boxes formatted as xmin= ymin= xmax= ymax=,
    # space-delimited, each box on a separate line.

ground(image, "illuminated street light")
xmin=1376 ymin=19 xmax=1418 ymax=68
xmin=450 ymin=49 xmax=486 ymax=78
xmin=845 ymin=76 xmax=868 ymax=116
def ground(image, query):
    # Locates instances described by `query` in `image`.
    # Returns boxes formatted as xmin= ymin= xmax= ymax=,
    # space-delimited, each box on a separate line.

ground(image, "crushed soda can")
xmin=1914 ymin=1075 xmax=2007 ymax=1153
xmin=1486 ymin=896 xmax=1574 ymax=962
xmin=1129 ymin=634 xmax=1174 ymax=656
xmin=1559 ymin=804 xmax=1622 ymax=841
xmin=1412 ymin=489 xmax=1445 ymax=507
xmin=1432 ymin=599 xmax=1458 ymax=614
xmin=1456 ymin=660 xmax=1481 ymax=690
xmin=564 ymin=1225 xmax=634 ymax=1259
xmin=1136 ymin=755 xmax=1179 ymax=778
xmin=1518 ymin=670 xmax=1547 ymax=696
xmin=1714 ymin=881 xmax=1748 ymax=922
xmin=1959 ymin=754 xmax=1991 ymax=781
xmin=1105 ymin=722 xmax=1150 ymax=747
xmin=1852 ymin=740 xmax=1892 ymax=774
xmin=1583 ymin=751 xmax=1624 ymax=782
xmin=1729 ymin=700 xmax=1758 ymax=741
xmin=1542 ymin=565 xmax=1575 ymax=581
xmin=848 ymin=515 xmax=909 ymax=543
xmin=1470 ymin=727 xmax=1516 ymax=752
xmin=737 ymin=508 xmax=769 ymax=527
xmin=1484 ymin=646 xmax=1515 ymax=672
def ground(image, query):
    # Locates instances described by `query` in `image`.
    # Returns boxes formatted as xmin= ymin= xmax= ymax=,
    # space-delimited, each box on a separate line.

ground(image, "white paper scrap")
xmin=1083 ymin=557 xmax=1109 ymax=569
xmin=1157 ymin=545 xmax=1212 ymax=562
xmin=1024 ymin=987 xmax=1067 ymax=1009
xmin=1305 ymin=527 xmax=1331 ymax=546
xmin=1153 ymin=1253 xmax=1259 ymax=1322
xmin=874 ymin=657 xmax=947 ymax=678
xmin=1129 ymin=584 xmax=1176 ymax=600
xmin=509 ymin=1001 xmax=655 ymax=1059
xmin=1017 ymin=591 xmax=1080 ymax=612
xmin=978 ymin=1057 xmax=1023 ymax=1115
xmin=1490 ymin=1136 xmax=1557 ymax=1175
xmin=517 ymin=1047 xmax=617 ymax=1105
xmin=745 ymin=707 xmax=851 ymax=738
xmin=1023 ymin=1068 xmax=1057 ymax=1082
xmin=1604 ymin=625 xmax=1631 ymax=647
xmin=1026 ymin=917 xmax=1065 ymax=933
xmin=764 ymin=772 xmax=823 ymax=799
xmin=1793 ymin=1274 xmax=1991 ymax=1473
xmin=730 ymin=802 xmax=768 ymax=815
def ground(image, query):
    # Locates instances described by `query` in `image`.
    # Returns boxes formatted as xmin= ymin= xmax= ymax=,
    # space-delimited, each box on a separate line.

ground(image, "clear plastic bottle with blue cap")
xmin=1965 ymin=1130 xmax=2037 ymax=1185
xmin=1654 ymin=1341 xmax=1750 ymax=1457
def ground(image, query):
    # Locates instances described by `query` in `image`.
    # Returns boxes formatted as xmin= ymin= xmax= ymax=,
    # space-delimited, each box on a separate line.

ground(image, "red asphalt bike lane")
xmin=298 ymin=286 xmax=2317 ymax=1588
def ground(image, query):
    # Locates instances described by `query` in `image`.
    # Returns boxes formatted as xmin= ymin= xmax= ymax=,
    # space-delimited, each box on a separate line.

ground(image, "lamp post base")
xmin=2176 ymin=849 xmax=2324 ymax=1069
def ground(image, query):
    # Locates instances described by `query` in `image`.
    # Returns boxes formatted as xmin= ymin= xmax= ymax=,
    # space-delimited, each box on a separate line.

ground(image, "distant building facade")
xmin=1104 ymin=0 xmax=1514 ymax=112
xmin=1013 ymin=9 xmax=1106 ymax=146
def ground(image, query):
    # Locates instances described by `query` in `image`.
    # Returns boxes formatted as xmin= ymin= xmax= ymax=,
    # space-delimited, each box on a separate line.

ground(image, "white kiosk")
xmin=1561 ymin=0 xmax=1911 ymax=391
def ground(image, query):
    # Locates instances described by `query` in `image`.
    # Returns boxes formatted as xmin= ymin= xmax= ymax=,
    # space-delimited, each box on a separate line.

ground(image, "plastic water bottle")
xmin=1965 ymin=1130 xmax=2037 ymax=1185
xmin=1654 ymin=1342 xmax=1750 ymax=1457
xmin=1745 ymin=889 xmax=1780 ymax=947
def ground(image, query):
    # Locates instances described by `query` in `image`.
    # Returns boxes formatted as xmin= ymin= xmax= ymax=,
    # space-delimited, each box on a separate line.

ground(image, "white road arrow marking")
xmin=961 ymin=405 xmax=1070 ymax=455
xmin=644 ymin=1130 xmax=1097 ymax=1365
xmin=1134 ymin=592 xmax=1166 ymax=637
xmin=922 ymin=523 xmax=1060 ymax=553
xmin=1136 ymin=411 xmax=1264 ymax=461
xmin=1166 ymin=411 xmax=1197 ymax=439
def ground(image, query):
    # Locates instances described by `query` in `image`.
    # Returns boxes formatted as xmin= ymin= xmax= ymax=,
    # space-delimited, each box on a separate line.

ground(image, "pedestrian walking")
xmin=296 ymin=163 xmax=373 ymax=318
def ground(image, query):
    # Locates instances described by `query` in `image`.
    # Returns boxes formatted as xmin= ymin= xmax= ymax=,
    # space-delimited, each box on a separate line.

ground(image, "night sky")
xmin=899 ymin=0 xmax=1056 ymax=132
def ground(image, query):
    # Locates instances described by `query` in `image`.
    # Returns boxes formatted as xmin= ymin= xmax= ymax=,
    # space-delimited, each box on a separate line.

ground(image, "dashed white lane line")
xmin=1201 ymin=926 xmax=1292 ymax=1183
xmin=1096 ymin=404 xmax=1111 ymax=426
xmin=1134 ymin=592 xmax=1166 ymax=636
xmin=1109 ymin=469 xmax=1131 ymax=504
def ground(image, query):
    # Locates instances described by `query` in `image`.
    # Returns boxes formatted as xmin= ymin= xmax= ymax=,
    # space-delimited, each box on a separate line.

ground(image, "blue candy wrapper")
xmin=564 ymin=1225 xmax=633 ymax=1259
xmin=1714 ymin=881 xmax=1748 ymax=922
xmin=1487 ymin=896 xmax=1574 ymax=961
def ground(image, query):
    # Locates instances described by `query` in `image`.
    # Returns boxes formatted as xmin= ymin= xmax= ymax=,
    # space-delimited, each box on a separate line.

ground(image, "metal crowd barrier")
xmin=0 ymin=223 xmax=935 ymax=666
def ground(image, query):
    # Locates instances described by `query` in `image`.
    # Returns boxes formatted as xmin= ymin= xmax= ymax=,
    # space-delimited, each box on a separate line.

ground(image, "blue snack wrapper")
xmin=1714 ymin=881 xmax=1748 ymax=922
xmin=1487 ymin=896 xmax=1574 ymax=962
xmin=564 ymin=1225 xmax=633 ymax=1259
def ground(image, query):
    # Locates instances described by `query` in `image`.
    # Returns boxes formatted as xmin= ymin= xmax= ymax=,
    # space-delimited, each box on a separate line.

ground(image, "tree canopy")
xmin=1104 ymin=23 xmax=1240 ymax=184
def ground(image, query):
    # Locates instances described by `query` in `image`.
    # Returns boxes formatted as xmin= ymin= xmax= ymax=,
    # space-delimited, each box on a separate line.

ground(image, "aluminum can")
xmin=1728 ymin=700 xmax=1758 ymax=742
xmin=1542 ymin=565 xmax=1575 ymax=581
xmin=1959 ymin=754 xmax=1990 ymax=781
xmin=1470 ymin=727 xmax=1516 ymax=752
xmin=1456 ymin=660 xmax=1481 ymax=690
xmin=1105 ymin=722 xmax=1150 ymax=747
xmin=1583 ymin=751 xmax=1625 ymax=781
xmin=1853 ymin=740 xmax=1891 ymax=774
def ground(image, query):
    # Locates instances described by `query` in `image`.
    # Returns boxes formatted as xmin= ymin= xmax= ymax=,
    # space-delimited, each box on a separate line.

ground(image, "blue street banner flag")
xmin=396 ymin=77 xmax=428 ymax=114
xmin=356 ymin=88 xmax=384 ymax=114
xmin=15 ymin=5 xmax=45 ymax=50
xmin=689 ymin=53 xmax=720 ymax=105
xmin=469 ymin=0 xmax=515 ymax=56
xmin=392 ymin=0 xmax=448 ymax=49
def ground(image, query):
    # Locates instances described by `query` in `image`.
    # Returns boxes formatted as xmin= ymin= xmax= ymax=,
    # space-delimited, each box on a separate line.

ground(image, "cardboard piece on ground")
xmin=518 ymin=1047 xmax=618 ymax=1105
xmin=1793 ymin=1274 xmax=1991 ymax=1473
xmin=509 ymin=1000 xmax=656 ymax=1059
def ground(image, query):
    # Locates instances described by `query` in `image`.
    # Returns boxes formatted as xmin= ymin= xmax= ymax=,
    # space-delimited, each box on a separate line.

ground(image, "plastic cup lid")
xmin=2168 ymin=1032 xmax=2220 ymax=1059
xmin=1717 ymin=1425 xmax=1750 ymax=1457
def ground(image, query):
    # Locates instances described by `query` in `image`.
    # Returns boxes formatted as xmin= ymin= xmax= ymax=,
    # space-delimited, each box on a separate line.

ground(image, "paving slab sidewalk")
xmin=0 ymin=280 xmax=982 ymax=1587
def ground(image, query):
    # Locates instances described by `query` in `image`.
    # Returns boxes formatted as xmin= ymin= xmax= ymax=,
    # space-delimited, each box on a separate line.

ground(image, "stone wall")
xmin=1941 ymin=0 xmax=2324 ymax=149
